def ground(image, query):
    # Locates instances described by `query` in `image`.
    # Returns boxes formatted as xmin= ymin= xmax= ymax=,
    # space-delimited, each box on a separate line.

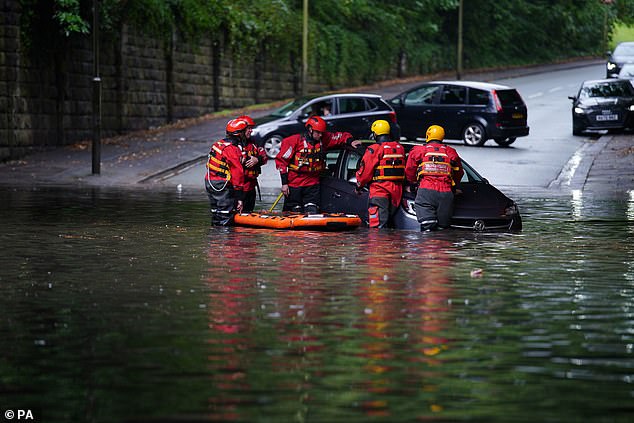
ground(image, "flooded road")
xmin=1 ymin=188 xmax=632 ymax=422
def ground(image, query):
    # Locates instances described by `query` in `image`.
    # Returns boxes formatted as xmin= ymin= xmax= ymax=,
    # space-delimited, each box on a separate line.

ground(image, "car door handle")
xmin=332 ymin=192 xmax=341 ymax=198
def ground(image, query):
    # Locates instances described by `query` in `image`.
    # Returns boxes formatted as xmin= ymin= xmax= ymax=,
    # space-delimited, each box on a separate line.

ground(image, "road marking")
xmin=549 ymin=86 xmax=563 ymax=93
xmin=528 ymin=92 xmax=543 ymax=99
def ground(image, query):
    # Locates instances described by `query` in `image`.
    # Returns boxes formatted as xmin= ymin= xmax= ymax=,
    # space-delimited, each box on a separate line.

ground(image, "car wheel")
xmin=462 ymin=123 xmax=486 ymax=146
xmin=494 ymin=137 xmax=516 ymax=147
xmin=264 ymin=134 xmax=283 ymax=158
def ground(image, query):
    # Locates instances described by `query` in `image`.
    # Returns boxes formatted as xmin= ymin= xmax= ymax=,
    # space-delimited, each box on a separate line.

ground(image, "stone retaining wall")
xmin=0 ymin=2 xmax=320 ymax=161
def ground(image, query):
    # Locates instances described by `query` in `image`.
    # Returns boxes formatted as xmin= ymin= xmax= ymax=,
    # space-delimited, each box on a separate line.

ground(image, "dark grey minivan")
xmin=388 ymin=81 xmax=529 ymax=146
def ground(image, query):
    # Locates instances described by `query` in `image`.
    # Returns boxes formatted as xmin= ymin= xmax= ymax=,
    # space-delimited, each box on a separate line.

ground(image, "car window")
xmin=404 ymin=85 xmax=440 ymax=105
xmin=439 ymin=85 xmax=467 ymax=105
xmin=495 ymin=89 xmax=524 ymax=106
xmin=324 ymin=151 xmax=341 ymax=177
xmin=339 ymin=98 xmax=367 ymax=114
xmin=309 ymin=99 xmax=333 ymax=117
xmin=271 ymin=98 xmax=309 ymax=118
xmin=468 ymin=88 xmax=490 ymax=105
xmin=581 ymin=81 xmax=634 ymax=98
xmin=335 ymin=151 xmax=361 ymax=181
xmin=365 ymin=98 xmax=381 ymax=111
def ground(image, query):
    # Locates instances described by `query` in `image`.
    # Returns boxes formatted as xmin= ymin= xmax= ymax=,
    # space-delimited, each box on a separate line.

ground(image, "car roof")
xmin=305 ymin=93 xmax=384 ymax=101
xmin=419 ymin=80 xmax=514 ymax=90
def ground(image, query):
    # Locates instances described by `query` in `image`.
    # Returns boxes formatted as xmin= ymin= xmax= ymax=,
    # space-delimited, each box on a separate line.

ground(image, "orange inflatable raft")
xmin=234 ymin=212 xmax=362 ymax=231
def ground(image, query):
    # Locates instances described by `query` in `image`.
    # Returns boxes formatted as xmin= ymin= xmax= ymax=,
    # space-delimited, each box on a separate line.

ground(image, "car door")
xmin=320 ymin=149 xmax=369 ymax=221
xmin=390 ymin=84 xmax=441 ymax=140
xmin=435 ymin=84 xmax=469 ymax=139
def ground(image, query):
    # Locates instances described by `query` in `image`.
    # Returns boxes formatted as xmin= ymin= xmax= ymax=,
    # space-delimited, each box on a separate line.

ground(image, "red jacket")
xmin=276 ymin=131 xmax=352 ymax=187
xmin=405 ymin=142 xmax=463 ymax=193
xmin=205 ymin=139 xmax=245 ymax=194
xmin=242 ymin=142 xmax=268 ymax=192
xmin=355 ymin=141 xmax=405 ymax=207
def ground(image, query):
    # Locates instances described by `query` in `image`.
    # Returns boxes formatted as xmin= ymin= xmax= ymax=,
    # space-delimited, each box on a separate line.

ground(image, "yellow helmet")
xmin=426 ymin=125 xmax=445 ymax=142
xmin=371 ymin=120 xmax=391 ymax=137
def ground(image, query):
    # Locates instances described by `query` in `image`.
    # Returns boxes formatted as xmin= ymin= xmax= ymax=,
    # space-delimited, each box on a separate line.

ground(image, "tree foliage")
xmin=18 ymin=0 xmax=633 ymax=84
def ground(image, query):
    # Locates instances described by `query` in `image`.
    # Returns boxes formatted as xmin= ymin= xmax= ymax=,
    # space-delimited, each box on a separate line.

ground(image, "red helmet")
xmin=238 ymin=115 xmax=255 ymax=127
xmin=226 ymin=118 xmax=248 ymax=135
xmin=305 ymin=115 xmax=327 ymax=132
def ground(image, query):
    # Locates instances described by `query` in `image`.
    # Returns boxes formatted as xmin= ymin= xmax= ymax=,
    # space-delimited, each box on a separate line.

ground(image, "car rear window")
xmin=339 ymin=98 xmax=367 ymax=113
xmin=439 ymin=86 xmax=466 ymax=105
xmin=365 ymin=98 xmax=382 ymax=111
xmin=495 ymin=89 xmax=524 ymax=107
xmin=468 ymin=88 xmax=489 ymax=105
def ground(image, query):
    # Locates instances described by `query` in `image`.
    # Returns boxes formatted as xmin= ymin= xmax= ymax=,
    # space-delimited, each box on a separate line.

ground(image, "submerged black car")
xmin=320 ymin=141 xmax=522 ymax=231
xmin=250 ymin=93 xmax=398 ymax=158
xmin=569 ymin=78 xmax=634 ymax=135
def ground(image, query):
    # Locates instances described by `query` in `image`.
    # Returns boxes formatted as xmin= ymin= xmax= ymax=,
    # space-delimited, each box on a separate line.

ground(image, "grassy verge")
xmin=610 ymin=24 xmax=634 ymax=49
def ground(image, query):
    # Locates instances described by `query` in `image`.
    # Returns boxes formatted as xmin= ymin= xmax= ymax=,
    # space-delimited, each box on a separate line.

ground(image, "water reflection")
xmin=1 ymin=188 xmax=633 ymax=422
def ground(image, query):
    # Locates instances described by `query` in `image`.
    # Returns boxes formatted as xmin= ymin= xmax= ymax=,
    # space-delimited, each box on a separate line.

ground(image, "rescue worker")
xmin=275 ymin=115 xmax=361 ymax=213
xmin=405 ymin=125 xmax=464 ymax=231
xmin=237 ymin=115 xmax=268 ymax=212
xmin=355 ymin=120 xmax=405 ymax=228
xmin=204 ymin=119 xmax=247 ymax=226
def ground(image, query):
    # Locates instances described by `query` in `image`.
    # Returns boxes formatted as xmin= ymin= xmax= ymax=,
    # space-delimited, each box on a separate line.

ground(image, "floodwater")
xmin=0 ymin=187 xmax=632 ymax=423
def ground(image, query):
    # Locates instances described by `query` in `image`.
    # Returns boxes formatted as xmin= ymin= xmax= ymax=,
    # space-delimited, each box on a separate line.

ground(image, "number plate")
xmin=512 ymin=113 xmax=524 ymax=119
xmin=595 ymin=114 xmax=618 ymax=121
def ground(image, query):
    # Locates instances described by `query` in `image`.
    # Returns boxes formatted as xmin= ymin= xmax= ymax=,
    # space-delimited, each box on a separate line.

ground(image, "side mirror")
xmin=568 ymin=96 xmax=577 ymax=101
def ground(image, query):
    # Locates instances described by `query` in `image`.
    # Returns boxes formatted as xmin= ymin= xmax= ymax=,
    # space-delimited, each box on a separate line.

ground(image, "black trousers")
xmin=243 ymin=189 xmax=257 ymax=213
xmin=283 ymin=184 xmax=320 ymax=214
xmin=414 ymin=188 xmax=454 ymax=231
xmin=368 ymin=196 xmax=398 ymax=228
xmin=205 ymin=179 xmax=236 ymax=226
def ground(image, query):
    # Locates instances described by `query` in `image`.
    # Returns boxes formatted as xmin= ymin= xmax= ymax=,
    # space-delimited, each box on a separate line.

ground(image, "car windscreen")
xmin=270 ymin=97 xmax=312 ymax=117
xmin=614 ymin=43 xmax=634 ymax=56
xmin=495 ymin=89 xmax=524 ymax=107
xmin=580 ymin=81 xmax=634 ymax=98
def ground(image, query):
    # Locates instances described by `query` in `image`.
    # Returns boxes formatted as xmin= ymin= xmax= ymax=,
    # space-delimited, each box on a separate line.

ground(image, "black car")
xmin=320 ymin=140 xmax=522 ymax=232
xmin=606 ymin=41 xmax=634 ymax=78
xmin=388 ymin=80 xmax=529 ymax=147
xmin=568 ymin=78 xmax=634 ymax=135
xmin=250 ymin=93 xmax=398 ymax=158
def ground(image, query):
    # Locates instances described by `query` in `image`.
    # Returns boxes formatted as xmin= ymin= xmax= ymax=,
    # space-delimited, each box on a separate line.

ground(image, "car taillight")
xmin=389 ymin=111 xmax=397 ymax=123
xmin=492 ymin=90 xmax=503 ymax=112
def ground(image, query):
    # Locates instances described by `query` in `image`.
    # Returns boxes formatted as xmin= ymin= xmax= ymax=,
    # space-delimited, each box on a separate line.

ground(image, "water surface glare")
xmin=0 ymin=188 xmax=632 ymax=422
